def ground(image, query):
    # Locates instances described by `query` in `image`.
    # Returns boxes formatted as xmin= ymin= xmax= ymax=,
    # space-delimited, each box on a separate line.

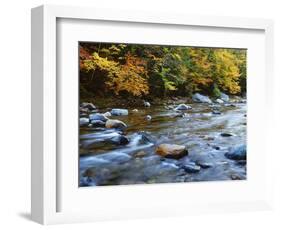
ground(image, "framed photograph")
xmin=31 ymin=5 xmax=274 ymax=225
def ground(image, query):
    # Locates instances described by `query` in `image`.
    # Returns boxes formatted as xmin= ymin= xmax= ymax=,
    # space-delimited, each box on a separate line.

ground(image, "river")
xmin=79 ymin=100 xmax=246 ymax=186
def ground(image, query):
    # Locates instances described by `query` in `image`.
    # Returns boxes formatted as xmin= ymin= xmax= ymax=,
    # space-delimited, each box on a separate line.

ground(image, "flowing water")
xmin=79 ymin=101 xmax=247 ymax=186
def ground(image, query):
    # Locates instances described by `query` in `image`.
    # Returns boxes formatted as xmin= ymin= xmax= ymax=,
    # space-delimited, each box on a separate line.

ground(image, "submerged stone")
xmin=134 ymin=151 xmax=148 ymax=158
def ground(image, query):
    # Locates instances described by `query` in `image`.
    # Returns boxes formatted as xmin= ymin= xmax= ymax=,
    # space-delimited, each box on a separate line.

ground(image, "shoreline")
xmin=80 ymin=94 xmax=245 ymax=110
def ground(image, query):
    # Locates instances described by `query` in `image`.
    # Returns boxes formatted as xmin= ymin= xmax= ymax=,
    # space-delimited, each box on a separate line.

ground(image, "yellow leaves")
xmin=106 ymin=71 xmax=149 ymax=96
xmin=185 ymin=48 xmax=214 ymax=89
xmin=80 ymin=43 xmax=246 ymax=97
xmin=214 ymin=49 xmax=241 ymax=94
xmin=107 ymin=54 xmax=149 ymax=96
xmin=194 ymin=75 xmax=213 ymax=86
xmin=184 ymin=48 xmax=243 ymax=94
xmin=82 ymin=52 xmax=119 ymax=75
xmin=81 ymin=52 xmax=149 ymax=97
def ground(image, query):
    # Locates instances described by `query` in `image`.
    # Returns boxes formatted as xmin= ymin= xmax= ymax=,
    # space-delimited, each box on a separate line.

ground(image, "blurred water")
xmin=79 ymin=102 xmax=247 ymax=186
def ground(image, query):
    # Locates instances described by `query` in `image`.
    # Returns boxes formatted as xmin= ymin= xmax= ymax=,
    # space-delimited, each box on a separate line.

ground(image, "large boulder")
xmin=105 ymin=119 xmax=127 ymax=129
xmin=155 ymin=144 xmax=188 ymax=159
xmin=80 ymin=117 xmax=89 ymax=126
xmin=225 ymin=145 xmax=246 ymax=160
xmin=110 ymin=109 xmax=129 ymax=116
xmin=192 ymin=93 xmax=212 ymax=103
xmin=80 ymin=102 xmax=96 ymax=110
xmin=220 ymin=93 xmax=229 ymax=102
xmin=175 ymin=104 xmax=192 ymax=110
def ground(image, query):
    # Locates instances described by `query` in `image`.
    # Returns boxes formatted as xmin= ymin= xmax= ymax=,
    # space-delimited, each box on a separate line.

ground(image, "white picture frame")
xmin=31 ymin=4 xmax=274 ymax=225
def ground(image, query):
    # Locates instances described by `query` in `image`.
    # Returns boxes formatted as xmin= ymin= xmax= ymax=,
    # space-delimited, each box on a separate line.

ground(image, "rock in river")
xmin=175 ymin=104 xmax=192 ymax=110
xmin=110 ymin=108 xmax=129 ymax=116
xmin=80 ymin=117 xmax=89 ymax=126
xmin=89 ymin=113 xmax=109 ymax=122
xmin=192 ymin=93 xmax=212 ymax=103
xmin=215 ymin=98 xmax=224 ymax=104
xmin=138 ymin=131 xmax=155 ymax=144
xmin=134 ymin=150 xmax=147 ymax=158
xmin=80 ymin=107 xmax=90 ymax=113
xmin=212 ymin=110 xmax=221 ymax=115
xmin=221 ymin=133 xmax=233 ymax=137
xmin=105 ymin=119 xmax=127 ymax=129
xmin=225 ymin=145 xmax=246 ymax=160
xmin=182 ymin=162 xmax=201 ymax=173
xmin=230 ymin=174 xmax=243 ymax=180
xmin=145 ymin=115 xmax=152 ymax=121
xmin=90 ymin=120 xmax=106 ymax=127
xmin=220 ymin=93 xmax=230 ymax=102
xmin=81 ymin=102 xmax=96 ymax=110
xmin=195 ymin=161 xmax=213 ymax=169
xmin=103 ymin=111 xmax=112 ymax=117
xmin=109 ymin=135 xmax=129 ymax=145
xmin=155 ymin=144 xmax=188 ymax=159
xmin=144 ymin=101 xmax=151 ymax=107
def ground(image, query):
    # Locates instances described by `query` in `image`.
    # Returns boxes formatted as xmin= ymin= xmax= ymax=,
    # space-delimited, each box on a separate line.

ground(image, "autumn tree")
xmin=80 ymin=45 xmax=149 ymax=97
xmin=79 ymin=42 xmax=247 ymax=100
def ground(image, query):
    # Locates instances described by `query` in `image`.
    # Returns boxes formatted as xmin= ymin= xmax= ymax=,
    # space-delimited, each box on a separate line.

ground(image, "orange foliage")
xmin=106 ymin=53 xmax=149 ymax=96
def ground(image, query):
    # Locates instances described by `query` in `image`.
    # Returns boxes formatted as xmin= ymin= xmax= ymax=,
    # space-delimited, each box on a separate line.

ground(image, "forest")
xmin=79 ymin=42 xmax=246 ymax=100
